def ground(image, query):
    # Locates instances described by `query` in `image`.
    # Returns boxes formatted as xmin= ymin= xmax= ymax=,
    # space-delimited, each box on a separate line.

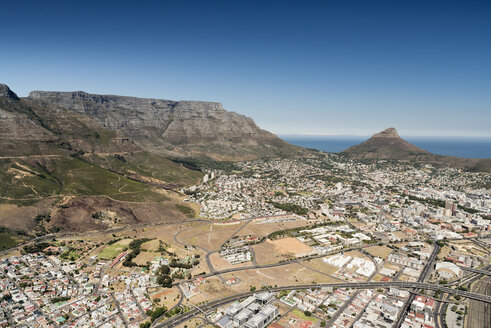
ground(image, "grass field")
xmin=0 ymin=232 xmax=21 ymax=250
xmin=98 ymin=241 xmax=129 ymax=259
xmin=291 ymin=308 xmax=319 ymax=323
xmin=0 ymin=156 xmax=169 ymax=203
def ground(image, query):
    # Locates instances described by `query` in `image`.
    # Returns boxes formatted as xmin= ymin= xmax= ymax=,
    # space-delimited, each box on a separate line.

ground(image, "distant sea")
xmin=281 ymin=135 xmax=491 ymax=159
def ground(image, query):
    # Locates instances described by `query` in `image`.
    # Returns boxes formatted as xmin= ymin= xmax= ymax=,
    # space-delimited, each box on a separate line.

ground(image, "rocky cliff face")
xmin=0 ymin=84 xmax=19 ymax=101
xmin=15 ymin=89 xmax=299 ymax=160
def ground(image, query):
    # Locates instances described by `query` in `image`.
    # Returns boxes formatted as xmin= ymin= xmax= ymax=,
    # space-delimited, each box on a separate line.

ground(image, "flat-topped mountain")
xmin=0 ymin=84 xmax=306 ymax=233
xmin=342 ymin=128 xmax=490 ymax=172
xmin=343 ymin=128 xmax=429 ymax=160
xmin=24 ymin=90 xmax=299 ymax=161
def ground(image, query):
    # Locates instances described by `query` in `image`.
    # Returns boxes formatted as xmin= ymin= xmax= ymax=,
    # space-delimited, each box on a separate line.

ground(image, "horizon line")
xmin=277 ymin=133 xmax=491 ymax=139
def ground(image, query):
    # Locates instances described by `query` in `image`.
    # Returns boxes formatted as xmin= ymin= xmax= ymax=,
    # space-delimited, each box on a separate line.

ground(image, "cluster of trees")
xmin=23 ymin=242 xmax=50 ymax=254
xmin=142 ymin=305 xmax=167 ymax=326
xmin=156 ymin=256 xmax=198 ymax=287
xmin=156 ymin=265 xmax=173 ymax=288
xmin=169 ymin=258 xmax=198 ymax=269
xmin=107 ymin=238 xmax=121 ymax=245
xmin=407 ymin=195 xmax=445 ymax=208
xmin=271 ymin=202 xmax=308 ymax=215
xmin=123 ymin=238 xmax=151 ymax=267
xmin=50 ymin=296 xmax=71 ymax=303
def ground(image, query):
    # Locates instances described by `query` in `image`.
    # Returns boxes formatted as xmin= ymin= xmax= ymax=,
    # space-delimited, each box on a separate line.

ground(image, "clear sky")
xmin=1 ymin=0 xmax=490 ymax=137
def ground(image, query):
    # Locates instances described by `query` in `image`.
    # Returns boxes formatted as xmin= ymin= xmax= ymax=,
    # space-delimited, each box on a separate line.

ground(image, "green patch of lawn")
xmin=291 ymin=309 xmax=318 ymax=323
xmin=0 ymin=232 xmax=21 ymax=250
xmin=98 ymin=242 xmax=127 ymax=259
xmin=174 ymin=204 xmax=195 ymax=218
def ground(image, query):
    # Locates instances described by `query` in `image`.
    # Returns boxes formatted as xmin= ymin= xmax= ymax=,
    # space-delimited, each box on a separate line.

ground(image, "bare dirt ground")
xmin=253 ymin=240 xmax=296 ymax=265
xmin=0 ymin=200 xmax=54 ymax=231
xmin=438 ymin=245 xmax=451 ymax=260
xmin=190 ymin=263 xmax=337 ymax=304
xmin=175 ymin=318 xmax=205 ymax=328
xmin=467 ymin=276 xmax=491 ymax=328
xmin=151 ymin=287 xmax=180 ymax=309
xmin=270 ymin=237 xmax=313 ymax=255
xmin=298 ymin=258 xmax=339 ymax=276
xmin=216 ymin=263 xmax=338 ymax=295
xmin=141 ymin=239 xmax=160 ymax=251
xmin=209 ymin=252 xmax=253 ymax=271
xmin=252 ymin=237 xmax=313 ymax=265
xmin=50 ymin=196 xmax=189 ymax=232
xmin=177 ymin=223 xmax=240 ymax=250
xmin=365 ymin=245 xmax=393 ymax=259
xmin=133 ymin=251 xmax=160 ymax=265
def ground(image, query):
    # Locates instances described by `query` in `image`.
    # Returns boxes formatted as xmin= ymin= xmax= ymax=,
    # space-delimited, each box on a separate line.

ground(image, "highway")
xmin=458 ymin=265 xmax=491 ymax=276
xmin=393 ymin=243 xmax=440 ymax=328
xmin=154 ymin=279 xmax=491 ymax=328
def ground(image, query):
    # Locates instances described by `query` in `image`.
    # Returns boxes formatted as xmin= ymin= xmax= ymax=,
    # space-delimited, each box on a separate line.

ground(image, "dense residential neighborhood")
xmin=1 ymin=155 xmax=490 ymax=328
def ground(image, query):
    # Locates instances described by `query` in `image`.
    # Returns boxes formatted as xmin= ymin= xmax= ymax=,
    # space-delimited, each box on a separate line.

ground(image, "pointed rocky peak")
xmin=372 ymin=127 xmax=400 ymax=138
xmin=342 ymin=127 xmax=430 ymax=160
xmin=0 ymin=84 xmax=20 ymax=100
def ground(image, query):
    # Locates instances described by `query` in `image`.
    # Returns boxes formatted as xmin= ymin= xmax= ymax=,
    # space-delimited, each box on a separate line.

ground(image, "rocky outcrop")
xmin=0 ymin=84 xmax=19 ymax=100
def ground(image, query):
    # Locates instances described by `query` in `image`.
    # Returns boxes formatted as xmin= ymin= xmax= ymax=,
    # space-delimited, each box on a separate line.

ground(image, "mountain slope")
xmin=342 ymin=128 xmax=491 ymax=172
xmin=343 ymin=128 xmax=429 ymax=160
xmin=0 ymin=85 xmax=204 ymax=233
xmin=26 ymin=90 xmax=300 ymax=161
xmin=0 ymin=83 xmax=303 ymax=234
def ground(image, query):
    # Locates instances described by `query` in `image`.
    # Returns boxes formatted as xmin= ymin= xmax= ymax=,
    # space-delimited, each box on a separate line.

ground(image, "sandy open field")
xmin=133 ymin=251 xmax=160 ymax=265
xmin=175 ymin=318 xmax=205 ymax=328
xmin=299 ymin=258 xmax=340 ymax=276
xmin=270 ymin=237 xmax=313 ymax=255
xmin=188 ymin=262 xmax=339 ymax=305
xmin=253 ymin=237 xmax=313 ymax=265
xmin=151 ymin=287 xmax=181 ymax=309
xmin=366 ymin=245 xmax=392 ymax=259
xmin=253 ymin=241 xmax=294 ymax=265
xmin=141 ymin=239 xmax=160 ymax=251
xmin=177 ymin=222 xmax=243 ymax=251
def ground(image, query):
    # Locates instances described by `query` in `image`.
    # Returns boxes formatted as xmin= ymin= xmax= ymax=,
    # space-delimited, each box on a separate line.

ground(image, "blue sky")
xmin=1 ymin=1 xmax=490 ymax=137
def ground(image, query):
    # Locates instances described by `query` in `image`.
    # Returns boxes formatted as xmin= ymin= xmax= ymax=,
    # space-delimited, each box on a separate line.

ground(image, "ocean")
xmin=281 ymin=135 xmax=491 ymax=159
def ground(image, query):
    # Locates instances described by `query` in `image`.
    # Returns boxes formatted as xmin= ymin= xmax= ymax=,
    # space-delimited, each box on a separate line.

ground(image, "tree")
xmin=158 ymin=265 xmax=170 ymax=275
xmin=304 ymin=310 xmax=312 ymax=317
xmin=157 ymin=274 xmax=173 ymax=288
